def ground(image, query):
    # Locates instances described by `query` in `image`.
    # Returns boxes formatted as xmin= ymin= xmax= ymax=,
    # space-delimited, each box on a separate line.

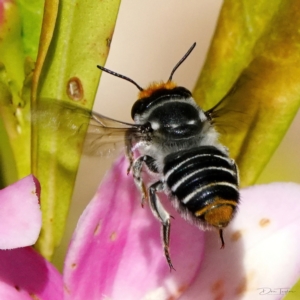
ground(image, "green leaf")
xmin=0 ymin=115 xmax=18 ymax=188
xmin=16 ymin=0 xmax=45 ymax=59
xmin=0 ymin=1 xmax=29 ymax=184
xmin=193 ymin=0 xmax=300 ymax=186
xmin=283 ymin=279 xmax=300 ymax=300
xmin=32 ymin=0 xmax=121 ymax=259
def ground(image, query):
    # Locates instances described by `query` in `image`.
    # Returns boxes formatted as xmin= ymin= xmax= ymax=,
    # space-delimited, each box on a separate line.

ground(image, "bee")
xmin=88 ymin=43 xmax=240 ymax=270
xmin=37 ymin=43 xmax=239 ymax=270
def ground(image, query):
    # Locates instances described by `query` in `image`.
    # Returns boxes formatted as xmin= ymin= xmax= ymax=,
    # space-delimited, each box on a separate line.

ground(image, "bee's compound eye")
xmin=131 ymin=99 xmax=146 ymax=119
xmin=204 ymin=205 xmax=234 ymax=228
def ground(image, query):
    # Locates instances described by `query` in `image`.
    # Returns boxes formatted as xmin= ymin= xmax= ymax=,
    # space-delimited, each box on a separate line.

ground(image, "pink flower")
xmin=0 ymin=175 xmax=42 ymax=249
xmin=0 ymin=175 xmax=53 ymax=299
xmin=1 ymin=160 xmax=300 ymax=299
xmin=0 ymin=247 xmax=62 ymax=299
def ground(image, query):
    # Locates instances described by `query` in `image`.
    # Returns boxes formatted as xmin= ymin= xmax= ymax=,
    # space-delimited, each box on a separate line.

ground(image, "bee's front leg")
xmin=149 ymin=181 xmax=175 ymax=271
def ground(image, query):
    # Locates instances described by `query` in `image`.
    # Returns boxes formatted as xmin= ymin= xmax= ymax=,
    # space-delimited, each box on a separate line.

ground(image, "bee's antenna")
xmin=168 ymin=42 xmax=196 ymax=82
xmin=97 ymin=65 xmax=144 ymax=92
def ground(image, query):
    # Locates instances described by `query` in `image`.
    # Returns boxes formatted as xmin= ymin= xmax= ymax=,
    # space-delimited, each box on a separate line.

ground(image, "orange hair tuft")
xmin=138 ymin=81 xmax=177 ymax=99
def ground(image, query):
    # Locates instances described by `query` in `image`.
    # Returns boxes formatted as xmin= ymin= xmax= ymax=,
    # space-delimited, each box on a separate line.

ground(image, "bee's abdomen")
xmin=163 ymin=146 xmax=239 ymax=214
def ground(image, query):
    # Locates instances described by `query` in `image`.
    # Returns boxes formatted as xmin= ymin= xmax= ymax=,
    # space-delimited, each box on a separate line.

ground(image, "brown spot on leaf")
xmin=106 ymin=29 xmax=114 ymax=49
xmin=67 ymin=77 xmax=84 ymax=101
xmin=106 ymin=37 xmax=112 ymax=47
xmin=259 ymin=218 xmax=270 ymax=227
xmin=231 ymin=230 xmax=242 ymax=242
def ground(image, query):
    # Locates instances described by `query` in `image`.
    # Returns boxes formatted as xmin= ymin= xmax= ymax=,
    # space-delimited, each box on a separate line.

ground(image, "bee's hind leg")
xmin=149 ymin=181 xmax=175 ymax=271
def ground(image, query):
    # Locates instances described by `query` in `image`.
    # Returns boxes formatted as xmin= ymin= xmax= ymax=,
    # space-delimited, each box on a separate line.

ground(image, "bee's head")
xmin=131 ymin=83 xmax=192 ymax=119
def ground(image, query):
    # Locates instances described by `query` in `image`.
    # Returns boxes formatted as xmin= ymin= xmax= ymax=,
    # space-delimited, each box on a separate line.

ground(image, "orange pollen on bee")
xmin=195 ymin=199 xmax=237 ymax=228
xmin=138 ymin=80 xmax=177 ymax=99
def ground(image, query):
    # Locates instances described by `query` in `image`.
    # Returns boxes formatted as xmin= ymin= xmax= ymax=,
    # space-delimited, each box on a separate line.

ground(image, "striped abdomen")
xmin=163 ymin=146 xmax=239 ymax=227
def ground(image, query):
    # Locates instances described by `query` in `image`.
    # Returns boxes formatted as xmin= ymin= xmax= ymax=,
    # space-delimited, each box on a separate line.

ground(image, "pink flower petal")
xmin=0 ymin=247 xmax=63 ymax=299
xmin=181 ymin=183 xmax=300 ymax=300
xmin=0 ymin=282 xmax=30 ymax=300
xmin=0 ymin=175 xmax=42 ymax=249
xmin=64 ymin=156 xmax=205 ymax=300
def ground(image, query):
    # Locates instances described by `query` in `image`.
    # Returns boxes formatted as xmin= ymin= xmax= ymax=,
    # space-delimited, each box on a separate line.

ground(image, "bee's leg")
xmin=132 ymin=155 xmax=159 ymax=206
xmin=149 ymin=181 xmax=175 ymax=271
xmin=132 ymin=156 xmax=147 ymax=206
xmin=131 ymin=155 xmax=153 ymax=206
xmin=124 ymin=129 xmax=135 ymax=174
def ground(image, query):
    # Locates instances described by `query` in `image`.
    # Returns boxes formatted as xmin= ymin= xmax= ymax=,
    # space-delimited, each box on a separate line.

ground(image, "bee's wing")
xmin=31 ymin=99 xmax=142 ymax=158
xmin=84 ymin=110 xmax=141 ymax=157
xmin=204 ymin=80 xmax=249 ymax=136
